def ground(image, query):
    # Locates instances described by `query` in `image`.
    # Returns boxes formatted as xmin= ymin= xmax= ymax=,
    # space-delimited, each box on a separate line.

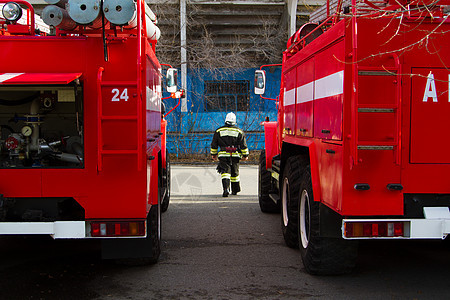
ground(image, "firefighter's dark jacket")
xmin=210 ymin=124 xmax=249 ymax=158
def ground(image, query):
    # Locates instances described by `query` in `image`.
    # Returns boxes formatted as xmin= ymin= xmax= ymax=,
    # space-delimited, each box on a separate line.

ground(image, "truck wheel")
xmin=298 ymin=164 xmax=358 ymax=275
xmin=281 ymin=156 xmax=302 ymax=248
xmin=146 ymin=203 xmax=161 ymax=264
xmin=161 ymin=149 xmax=170 ymax=213
xmin=259 ymin=150 xmax=280 ymax=213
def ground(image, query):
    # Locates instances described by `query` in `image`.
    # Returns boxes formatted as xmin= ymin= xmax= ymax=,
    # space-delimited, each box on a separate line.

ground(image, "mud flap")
xmin=101 ymin=236 xmax=155 ymax=259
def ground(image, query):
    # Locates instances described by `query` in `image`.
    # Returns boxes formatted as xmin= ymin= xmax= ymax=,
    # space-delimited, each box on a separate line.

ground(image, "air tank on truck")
xmin=0 ymin=0 xmax=181 ymax=263
xmin=256 ymin=0 xmax=450 ymax=274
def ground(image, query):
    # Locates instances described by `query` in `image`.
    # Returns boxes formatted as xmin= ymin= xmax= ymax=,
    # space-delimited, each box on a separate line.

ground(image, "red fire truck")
xmin=256 ymin=0 xmax=450 ymax=274
xmin=0 ymin=0 xmax=176 ymax=262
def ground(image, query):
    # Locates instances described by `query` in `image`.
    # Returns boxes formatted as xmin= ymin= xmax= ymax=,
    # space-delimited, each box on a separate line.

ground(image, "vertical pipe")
xmin=327 ymin=0 xmax=330 ymax=18
xmin=30 ymin=99 xmax=40 ymax=151
xmin=287 ymin=0 xmax=298 ymax=38
xmin=180 ymin=0 xmax=187 ymax=113
xmin=97 ymin=67 xmax=104 ymax=172
xmin=137 ymin=0 xmax=143 ymax=171
xmin=350 ymin=0 xmax=358 ymax=167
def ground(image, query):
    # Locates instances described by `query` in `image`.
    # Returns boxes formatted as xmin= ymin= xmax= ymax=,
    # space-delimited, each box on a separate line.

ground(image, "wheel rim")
xmin=299 ymin=189 xmax=310 ymax=249
xmin=282 ymin=177 xmax=289 ymax=227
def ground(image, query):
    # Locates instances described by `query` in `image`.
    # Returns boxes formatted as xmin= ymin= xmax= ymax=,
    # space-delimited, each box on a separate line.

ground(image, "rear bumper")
xmin=0 ymin=221 xmax=86 ymax=239
xmin=343 ymin=207 xmax=450 ymax=240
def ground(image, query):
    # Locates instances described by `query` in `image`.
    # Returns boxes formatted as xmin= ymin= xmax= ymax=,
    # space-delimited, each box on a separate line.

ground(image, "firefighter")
xmin=210 ymin=112 xmax=249 ymax=197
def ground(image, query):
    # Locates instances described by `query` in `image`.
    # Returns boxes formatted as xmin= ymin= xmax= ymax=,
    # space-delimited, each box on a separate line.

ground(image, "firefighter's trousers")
xmin=217 ymin=157 xmax=241 ymax=194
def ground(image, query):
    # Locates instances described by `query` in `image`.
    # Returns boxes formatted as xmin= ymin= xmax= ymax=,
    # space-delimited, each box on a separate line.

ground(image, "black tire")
xmin=298 ymin=164 xmax=358 ymax=275
xmin=259 ymin=150 xmax=280 ymax=213
xmin=281 ymin=155 xmax=303 ymax=248
xmin=146 ymin=203 xmax=161 ymax=264
xmin=161 ymin=149 xmax=170 ymax=213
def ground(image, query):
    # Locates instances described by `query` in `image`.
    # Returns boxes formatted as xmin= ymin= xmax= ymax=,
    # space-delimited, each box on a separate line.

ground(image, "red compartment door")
xmin=410 ymin=68 xmax=450 ymax=164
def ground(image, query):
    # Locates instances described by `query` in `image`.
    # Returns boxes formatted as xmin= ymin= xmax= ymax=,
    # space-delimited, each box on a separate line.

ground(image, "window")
xmin=204 ymin=80 xmax=249 ymax=111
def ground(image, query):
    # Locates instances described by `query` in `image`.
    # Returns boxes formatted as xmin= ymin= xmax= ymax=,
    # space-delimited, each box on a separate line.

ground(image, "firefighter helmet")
xmin=225 ymin=112 xmax=236 ymax=125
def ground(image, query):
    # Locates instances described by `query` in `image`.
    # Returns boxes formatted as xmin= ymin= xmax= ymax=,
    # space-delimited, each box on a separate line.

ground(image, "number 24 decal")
xmin=111 ymin=88 xmax=129 ymax=102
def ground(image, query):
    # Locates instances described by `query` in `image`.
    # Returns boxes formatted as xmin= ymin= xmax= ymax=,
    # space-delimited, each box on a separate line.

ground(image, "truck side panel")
xmin=0 ymin=36 xmax=156 ymax=220
xmin=313 ymin=40 xmax=344 ymax=141
xmin=283 ymin=69 xmax=296 ymax=136
xmin=295 ymin=59 xmax=313 ymax=137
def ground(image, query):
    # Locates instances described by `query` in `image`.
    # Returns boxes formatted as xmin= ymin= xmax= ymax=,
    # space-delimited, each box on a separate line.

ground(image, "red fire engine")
xmin=0 ymin=0 xmax=177 ymax=262
xmin=256 ymin=0 xmax=450 ymax=274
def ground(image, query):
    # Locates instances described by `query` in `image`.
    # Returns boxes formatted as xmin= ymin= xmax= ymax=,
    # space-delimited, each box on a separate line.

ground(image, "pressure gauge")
xmin=21 ymin=126 xmax=32 ymax=137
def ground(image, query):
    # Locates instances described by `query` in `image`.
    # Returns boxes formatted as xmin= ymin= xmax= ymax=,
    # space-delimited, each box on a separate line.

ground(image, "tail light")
xmin=345 ymin=221 xmax=405 ymax=238
xmin=89 ymin=220 xmax=146 ymax=237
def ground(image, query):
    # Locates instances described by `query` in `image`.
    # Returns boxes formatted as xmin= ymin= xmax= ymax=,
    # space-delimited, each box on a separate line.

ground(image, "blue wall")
xmin=163 ymin=67 xmax=281 ymax=155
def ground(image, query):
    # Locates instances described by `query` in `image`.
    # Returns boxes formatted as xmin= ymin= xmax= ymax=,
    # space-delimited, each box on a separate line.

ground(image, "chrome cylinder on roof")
xmin=103 ymin=0 xmax=136 ymax=27
xmin=102 ymin=0 xmax=160 ymax=40
xmin=66 ymin=0 xmax=102 ymax=28
xmin=42 ymin=5 xmax=77 ymax=31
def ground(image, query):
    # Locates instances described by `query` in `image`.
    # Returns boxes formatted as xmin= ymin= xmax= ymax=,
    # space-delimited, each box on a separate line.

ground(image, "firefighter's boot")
xmin=222 ymin=178 xmax=230 ymax=197
xmin=231 ymin=182 xmax=241 ymax=195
